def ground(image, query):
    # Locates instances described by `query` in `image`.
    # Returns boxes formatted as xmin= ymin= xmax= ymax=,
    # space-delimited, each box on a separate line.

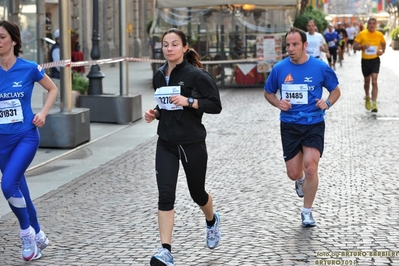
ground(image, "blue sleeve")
xmin=264 ymin=68 xmax=279 ymax=94
xmin=34 ymin=64 xmax=45 ymax=82
xmin=322 ymin=65 xmax=339 ymax=92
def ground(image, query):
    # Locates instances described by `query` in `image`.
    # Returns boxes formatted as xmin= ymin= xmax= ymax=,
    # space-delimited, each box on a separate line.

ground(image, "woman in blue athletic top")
xmin=0 ymin=20 xmax=58 ymax=261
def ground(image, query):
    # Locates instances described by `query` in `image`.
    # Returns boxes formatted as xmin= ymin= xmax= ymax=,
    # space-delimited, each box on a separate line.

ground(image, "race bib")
xmin=0 ymin=99 xmax=24 ymax=124
xmin=154 ymin=86 xmax=183 ymax=111
xmin=281 ymin=84 xmax=308 ymax=104
xmin=328 ymin=41 xmax=335 ymax=47
xmin=365 ymin=46 xmax=377 ymax=55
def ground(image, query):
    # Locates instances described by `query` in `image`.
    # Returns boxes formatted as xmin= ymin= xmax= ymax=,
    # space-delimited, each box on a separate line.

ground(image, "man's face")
xmin=367 ymin=19 xmax=377 ymax=32
xmin=306 ymin=21 xmax=316 ymax=34
xmin=286 ymin=32 xmax=306 ymax=63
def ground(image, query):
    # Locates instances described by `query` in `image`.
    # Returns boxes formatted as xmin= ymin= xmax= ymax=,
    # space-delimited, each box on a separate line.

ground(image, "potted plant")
xmin=391 ymin=27 xmax=399 ymax=50
xmin=72 ymin=72 xmax=89 ymax=107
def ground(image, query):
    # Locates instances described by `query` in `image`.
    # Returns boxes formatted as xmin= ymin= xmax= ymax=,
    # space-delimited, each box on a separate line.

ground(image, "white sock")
xmin=20 ymin=226 xmax=33 ymax=236
xmin=302 ymin=207 xmax=312 ymax=213
xmin=298 ymin=173 xmax=305 ymax=183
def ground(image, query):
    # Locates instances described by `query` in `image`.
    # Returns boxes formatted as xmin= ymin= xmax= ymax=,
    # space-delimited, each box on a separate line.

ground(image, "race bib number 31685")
xmin=154 ymin=86 xmax=183 ymax=111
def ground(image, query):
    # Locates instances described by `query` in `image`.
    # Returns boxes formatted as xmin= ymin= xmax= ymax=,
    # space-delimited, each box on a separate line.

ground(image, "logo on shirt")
xmin=304 ymin=77 xmax=312 ymax=82
xmin=178 ymin=81 xmax=184 ymax=87
xmin=284 ymin=74 xmax=293 ymax=83
xmin=12 ymin=81 xmax=23 ymax=88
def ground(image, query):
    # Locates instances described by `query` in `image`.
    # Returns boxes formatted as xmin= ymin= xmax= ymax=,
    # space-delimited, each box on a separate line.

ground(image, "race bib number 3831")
xmin=154 ymin=86 xmax=184 ymax=110
xmin=281 ymin=84 xmax=309 ymax=104
xmin=0 ymin=99 xmax=24 ymax=124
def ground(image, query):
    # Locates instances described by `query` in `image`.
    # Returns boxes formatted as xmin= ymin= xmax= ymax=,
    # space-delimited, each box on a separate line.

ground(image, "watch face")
xmin=188 ymin=97 xmax=194 ymax=103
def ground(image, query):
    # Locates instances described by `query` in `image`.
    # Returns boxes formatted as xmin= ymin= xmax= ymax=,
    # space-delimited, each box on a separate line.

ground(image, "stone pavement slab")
xmin=1 ymin=48 xmax=399 ymax=265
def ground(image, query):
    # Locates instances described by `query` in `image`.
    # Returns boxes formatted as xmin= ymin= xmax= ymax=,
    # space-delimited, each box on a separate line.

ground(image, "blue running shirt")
xmin=0 ymin=58 xmax=45 ymax=134
xmin=265 ymin=56 xmax=339 ymax=125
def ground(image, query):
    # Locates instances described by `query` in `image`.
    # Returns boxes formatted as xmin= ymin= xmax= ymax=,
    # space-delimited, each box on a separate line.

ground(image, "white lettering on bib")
xmin=0 ymin=99 xmax=24 ymax=124
xmin=154 ymin=86 xmax=183 ymax=111
xmin=281 ymin=84 xmax=309 ymax=104
xmin=365 ymin=46 xmax=377 ymax=55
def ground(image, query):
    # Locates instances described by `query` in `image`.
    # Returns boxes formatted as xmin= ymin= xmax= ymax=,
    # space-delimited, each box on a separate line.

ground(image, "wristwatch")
xmin=187 ymin=97 xmax=194 ymax=108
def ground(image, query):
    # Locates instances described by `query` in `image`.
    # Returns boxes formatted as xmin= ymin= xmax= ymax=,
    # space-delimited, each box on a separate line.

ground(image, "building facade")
xmin=0 ymin=0 xmax=153 ymax=65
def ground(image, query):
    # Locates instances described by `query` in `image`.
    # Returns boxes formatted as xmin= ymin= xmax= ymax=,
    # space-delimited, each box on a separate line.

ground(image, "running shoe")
xmin=295 ymin=180 xmax=304 ymax=198
xmin=150 ymin=248 xmax=174 ymax=266
xmin=301 ymin=211 xmax=316 ymax=227
xmin=20 ymin=227 xmax=39 ymax=261
xmin=365 ymin=97 xmax=371 ymax=111
xmin=371 ymin=102 xmax=378 ymax=113
xmin=35 ymin=230 xmax=49 ymax=251
xmin=206 ymin=212 xmax=221 ymax=249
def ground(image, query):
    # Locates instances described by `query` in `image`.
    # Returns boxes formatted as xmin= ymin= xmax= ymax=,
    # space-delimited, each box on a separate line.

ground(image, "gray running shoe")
xmin=150 ymin=248 xmax=174 ymax=266
xmin=295 ymin=180 xmax=304 ymax=198
xmin=206 ymin=212 xmax=221 ymax=249
xmin=301 ymin=211 xmax=316 ymax=227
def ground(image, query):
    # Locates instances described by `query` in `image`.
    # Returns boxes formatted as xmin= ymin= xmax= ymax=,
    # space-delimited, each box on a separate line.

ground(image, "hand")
xmin=169 ymin=95 xmax=186 ymax=106
xmin=315 ymin=98 xmax=329 ymax=110
xmin=279 ymin=99 xmax=292 ymax=111
xmin=32 ymin=112 xmax=46 ymax=128
xmin=144 ymin=109 xmax=158 ymax=123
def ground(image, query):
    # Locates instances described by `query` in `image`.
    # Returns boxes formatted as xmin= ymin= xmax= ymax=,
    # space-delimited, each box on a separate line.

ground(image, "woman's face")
xmin=162 ymin=32 xmax=187 ymax=64
xmin=0 ymin=26 xmax=13 ymax=56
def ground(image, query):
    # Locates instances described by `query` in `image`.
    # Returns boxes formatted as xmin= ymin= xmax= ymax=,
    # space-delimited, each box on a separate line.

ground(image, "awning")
xmin=156 ymin=0 xmax=299 ymax=8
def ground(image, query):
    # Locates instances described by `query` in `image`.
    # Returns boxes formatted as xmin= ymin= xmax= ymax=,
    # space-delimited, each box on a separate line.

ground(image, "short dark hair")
xmin=285 ymin=27 xmax=307 ymax=43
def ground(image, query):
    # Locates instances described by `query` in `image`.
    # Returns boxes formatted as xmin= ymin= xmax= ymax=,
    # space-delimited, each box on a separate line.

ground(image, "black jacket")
xmin=153 ymin=59 xmax=222 ymax=144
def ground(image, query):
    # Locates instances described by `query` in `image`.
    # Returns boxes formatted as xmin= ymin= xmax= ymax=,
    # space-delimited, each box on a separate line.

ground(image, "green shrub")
xmin=72 ymin=72 xmax=89 ymax=94
xmin=293 ymin=6 xmax=328 ymax=33
xmin=391 ymin=27 xmax=399 ymax=41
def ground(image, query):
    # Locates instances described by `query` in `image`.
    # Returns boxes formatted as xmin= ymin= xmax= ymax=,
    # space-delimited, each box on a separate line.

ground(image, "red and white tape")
xmin=40 ymin=55 xmax=286 ymax=69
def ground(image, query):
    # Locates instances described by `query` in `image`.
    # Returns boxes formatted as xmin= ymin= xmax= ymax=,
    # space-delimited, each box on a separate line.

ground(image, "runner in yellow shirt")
xmin=353 ymin=17 xmax=386 ymax=112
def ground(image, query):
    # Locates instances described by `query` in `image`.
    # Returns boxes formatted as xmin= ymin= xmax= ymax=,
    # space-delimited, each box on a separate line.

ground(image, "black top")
xmin=153 ymin=59 xmax=222 ymax=144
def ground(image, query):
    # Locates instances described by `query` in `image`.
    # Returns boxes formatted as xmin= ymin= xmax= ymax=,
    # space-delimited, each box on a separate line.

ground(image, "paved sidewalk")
xmin=1 ymin=48 xmax=399 ymax=265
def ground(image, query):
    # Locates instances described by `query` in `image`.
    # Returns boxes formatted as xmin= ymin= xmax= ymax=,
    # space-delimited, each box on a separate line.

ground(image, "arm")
xmin=316 ymin=87 xmax=341 ymax=110
xmin=264 ymin=90 xmax=292 ymax=111
xmin=34 ymin=75 xmax=58 ymax=127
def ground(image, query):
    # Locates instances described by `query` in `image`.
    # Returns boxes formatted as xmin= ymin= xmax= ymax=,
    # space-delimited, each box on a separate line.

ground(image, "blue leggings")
xmin=0 ymin=127 xmax=41 ymax=232
xmin=155 ymin=138 xmax=209 ymax=211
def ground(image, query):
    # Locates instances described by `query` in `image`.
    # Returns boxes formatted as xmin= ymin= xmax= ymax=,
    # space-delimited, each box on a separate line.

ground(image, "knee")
xmin=286 ymin=169 xmax=303 ymax=181
xmin=1 ymin=181 xmax=13 ymax=199
xmin=191 ymin=191 xmax=208 ymax=207
xmin=158 ymin=193 xmax=175 ymax=211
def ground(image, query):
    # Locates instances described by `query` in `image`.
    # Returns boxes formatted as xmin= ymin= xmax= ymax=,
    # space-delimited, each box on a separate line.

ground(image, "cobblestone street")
xmin=1 ymin=47 xmax=399 ymax=265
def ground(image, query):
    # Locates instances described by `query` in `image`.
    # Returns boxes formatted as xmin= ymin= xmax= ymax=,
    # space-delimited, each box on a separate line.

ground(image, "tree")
xmin=294 ymin=6 xmax=328 ymax=33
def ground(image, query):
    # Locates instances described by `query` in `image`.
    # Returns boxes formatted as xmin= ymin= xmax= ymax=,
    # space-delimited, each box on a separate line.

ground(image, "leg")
xmin=155 ymin=139 xmax=180 ymax=246
xmin=1 ymin=129 xmax=39 ymax=230
xmin=301 ymin=146 xmax=320 ymax=209
xmin=180 ymin=142 xmax=213 ymax=220
xmin=181 ymin=142 xmax=220 ymax=249
xmin=364 ymin=75 xmax=371 ymax=98
xmin=370 ymin=73 xmax=379 ymax=102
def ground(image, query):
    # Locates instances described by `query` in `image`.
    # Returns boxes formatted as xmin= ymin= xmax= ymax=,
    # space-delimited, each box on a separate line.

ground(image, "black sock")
xmin=162 ymin=243 xmax=171 ymax=252
xmin=206 ymin=215 xmax=216 ymax=227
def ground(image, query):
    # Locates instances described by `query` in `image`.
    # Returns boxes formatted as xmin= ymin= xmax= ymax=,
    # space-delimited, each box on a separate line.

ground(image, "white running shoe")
xmin=20 ymin=227 xmax=39 ymax=261
xmin=150 ymin=248 xmax=174 ymax=266
xmin=35 ymin=230 xmax=49 ymax=251
xmin=206 ymin=212 xmax=221 ymax=249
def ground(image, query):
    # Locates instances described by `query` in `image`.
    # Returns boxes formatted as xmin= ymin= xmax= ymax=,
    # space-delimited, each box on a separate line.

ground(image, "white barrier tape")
xmin=40 ymin=54 xmax=287 ymax=69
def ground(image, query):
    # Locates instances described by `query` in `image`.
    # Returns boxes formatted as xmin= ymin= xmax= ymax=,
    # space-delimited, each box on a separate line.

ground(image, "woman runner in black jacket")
xmin=145 ymin=28 xmax=222 ymax=266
